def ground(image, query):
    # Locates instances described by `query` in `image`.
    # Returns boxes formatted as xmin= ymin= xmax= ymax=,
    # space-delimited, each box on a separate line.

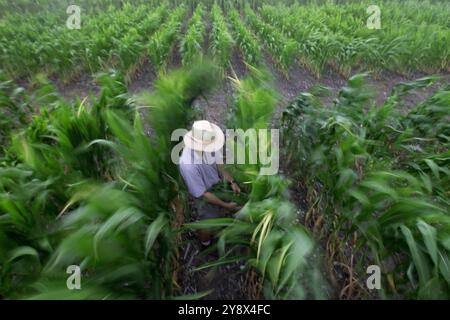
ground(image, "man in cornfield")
xmin=180 ymin=120 xmax=241 ymax=246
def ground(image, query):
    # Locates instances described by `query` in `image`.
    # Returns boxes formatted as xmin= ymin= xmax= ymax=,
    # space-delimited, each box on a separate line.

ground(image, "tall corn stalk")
xmin=0 ymin=62 xmax=221 ymax=299
xmin=180 ymin=3 xmax=206 ymax=66
xmin=282 ymin=74 xmax=450 ymax=299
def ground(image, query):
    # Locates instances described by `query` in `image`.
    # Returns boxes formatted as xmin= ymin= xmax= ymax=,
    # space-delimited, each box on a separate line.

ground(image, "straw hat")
xmin=184 ymin=120 xmax=225 ymax=152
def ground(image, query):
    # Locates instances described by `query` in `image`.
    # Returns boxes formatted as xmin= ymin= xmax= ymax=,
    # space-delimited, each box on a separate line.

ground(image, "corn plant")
xmin=148 ymin=6 xmax=186 ymax=73
xmin=180 ymin=4 xmax=206 ymax=66
xmin=0 ymin=71 xmax=32 ymax=157
xmin=0 ymin=71 xmax=134 ymax=298
xmin=282 ymin=74 xmax=450 ymax=299
xmin=286 ymin=1 xmax=450 ymax=76
xmin=244 ymin=5 xmax=297 ymax=76
xmin=258 ymin=4 xmax=338 ymax=78
xmin=0 ymin=3 xmax=151 ymax=78
xmin=209 ymin=3 xmax=235 ymax=71
xmin=110 ymin=5 xmax=168 ymax=81
xmin=228 ymin=8 xmax=262 ymax=67
xmin=0 ymin=61 xmax=221 ymax=299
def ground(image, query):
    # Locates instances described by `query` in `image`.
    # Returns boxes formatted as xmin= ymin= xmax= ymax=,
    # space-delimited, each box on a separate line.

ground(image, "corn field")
xmin=0 ymin=0 xmax=449 ymax=301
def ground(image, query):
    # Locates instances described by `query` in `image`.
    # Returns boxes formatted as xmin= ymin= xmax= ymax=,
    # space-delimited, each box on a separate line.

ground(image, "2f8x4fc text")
xmin=178 ymin=304 xmax=271 ymax=317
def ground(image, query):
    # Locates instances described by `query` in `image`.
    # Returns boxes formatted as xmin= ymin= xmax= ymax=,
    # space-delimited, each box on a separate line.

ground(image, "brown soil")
xmin=53 ymin=73 xmax=100 ymax=102
xmin=229 ymin=48 xmax=249 ymax=79
xmin=179 ymin=236 xmax=248 ymax=300
xmin=128 ymin=58 xmax=157 ymax=94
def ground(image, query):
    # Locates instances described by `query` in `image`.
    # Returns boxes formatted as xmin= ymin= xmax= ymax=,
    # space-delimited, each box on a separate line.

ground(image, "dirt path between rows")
xmin=176 ymin=48 xmax=252 ymax=301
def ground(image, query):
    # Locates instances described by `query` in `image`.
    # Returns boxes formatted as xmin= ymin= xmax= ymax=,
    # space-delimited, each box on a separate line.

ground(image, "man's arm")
xmin=202 ymin=191 xmax=238 ymax=210
xmin=180 ymin=164 xmax=239 ymax=210
xmin=217 ymin=164 xmax=233 ymax=183
xmin=217 ymin=164 xmax=241 ymax=194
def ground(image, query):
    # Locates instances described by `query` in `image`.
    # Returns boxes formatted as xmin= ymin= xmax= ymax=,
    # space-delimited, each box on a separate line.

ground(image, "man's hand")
xmin=230 ymin=182 xmax=241 ymax=194
xmin=203 ymin=191 xmax=242 ymax=212
xmin=203 ymin=192 xmax=240 ymax=211
xmin=225 ymin=202 xmax=241 ymax=212
xmin=217 ymin=164 xmax=240 ymax=194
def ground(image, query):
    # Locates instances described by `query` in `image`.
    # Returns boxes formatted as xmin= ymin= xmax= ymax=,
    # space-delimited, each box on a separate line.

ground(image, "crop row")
xmin=180 ymin=4 xmax=206 ymax=66
xmin=0 ymin=3 xmax=156 ymax=78
xmin=282 ymin=75 xmax=450 ymax=298
xmin=209 ymin=3 xmax=235 ymax=70
xmin=148 ymin=6 xmax=187 ymax=73
xmin=1 ymin=1 xmax=448 ymax=81
xmin=110 ymin=5 xmax=169 ymax=81
xmin=244 ymin=5 xmax=297 ymax=75
xmin=228 ymin=9 xmax=261 ymax=67
xmin=259 ymin=3 xmax=450 ymax=77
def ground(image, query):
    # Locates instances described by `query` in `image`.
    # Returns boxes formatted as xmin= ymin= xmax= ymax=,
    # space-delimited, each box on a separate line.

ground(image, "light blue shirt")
xmin=179 ymin=148 xmax=221 ymax=198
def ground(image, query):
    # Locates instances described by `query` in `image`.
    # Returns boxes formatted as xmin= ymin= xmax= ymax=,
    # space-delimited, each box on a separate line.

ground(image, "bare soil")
xmin=128 ymin=57 xmax=157 ymax=94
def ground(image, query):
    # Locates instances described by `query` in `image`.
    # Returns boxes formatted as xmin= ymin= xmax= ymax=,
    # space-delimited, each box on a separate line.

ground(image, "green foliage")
xmin=180 ymin=4 xmax=206 ymax=66
xmin=0 ymin=62 xmax=221 ymax=299
xmin=209 ymin=3 xmax=235 ymax=70
xmin=0 ymin=71 xmax=31 ymax=157
xmin=282 ymin=74 xmax=450 ymax=299
xmin=110 ymin=5 xmax=168 ymax=79
xmin=228 ymin=67 xmax=275 ymax=130
xmin=0 ymin=4 xmax=153 ymax=78
xmin=148 ymin=6 xmax=187 ymax=73
xmin=0 ymin=167 xmax=59 ymax=298
xmin=229 ymin=8 xmax=262 ymax=67
xmin=1 ymin=0 xmax=449 ymax=301
xmin=189 ymin=67 xmax=326 ymax=299
xmin=2 ymin=0 xmax=446 ymax=79
xmin=245 ymin=5 xmax=297 ymax=75
xmin=260 ymin=2 xmax=450 ymax=77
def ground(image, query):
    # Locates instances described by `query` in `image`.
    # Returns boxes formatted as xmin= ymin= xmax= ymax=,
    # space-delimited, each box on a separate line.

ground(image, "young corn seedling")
xmin=180 ymin=4 xmax=206 ymax=66
xmin=229 ymin=8 xmax=262 ymax=67
xmin=244 ymin=5 xmax=297 ymax=77
xmin=110 ymin=5 xmax=168 ymax=82
xmin=148 ymin=6 xmax=186 ymax=74
xmin=209 ymin=3 xmax=235 ymax=72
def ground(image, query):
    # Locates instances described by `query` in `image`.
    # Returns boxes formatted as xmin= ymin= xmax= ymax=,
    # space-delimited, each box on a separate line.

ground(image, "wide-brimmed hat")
xmin=184 ymin=120 xmax=225 ymax=152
